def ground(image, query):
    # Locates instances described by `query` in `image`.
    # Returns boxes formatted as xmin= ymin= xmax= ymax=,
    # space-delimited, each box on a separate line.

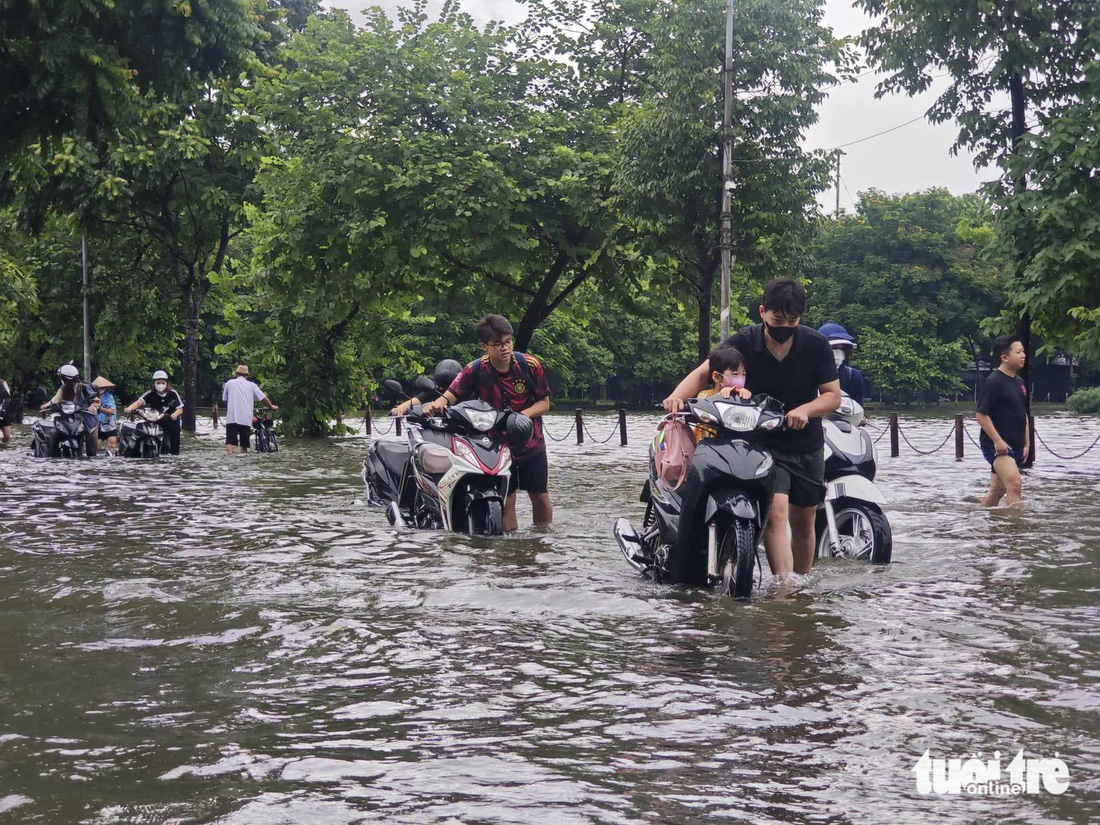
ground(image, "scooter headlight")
xmin=719 ymin=404 xmax=761 ymax=432
xmin=755 ymin=452 xmax=774 ymax=476
xmin=464 ymin=409 xmax=497 ymax=432
xmin=759 ymin=416 xmax=782 ymax=431
xmin=59 ymin=402 xmax=77 ymax=415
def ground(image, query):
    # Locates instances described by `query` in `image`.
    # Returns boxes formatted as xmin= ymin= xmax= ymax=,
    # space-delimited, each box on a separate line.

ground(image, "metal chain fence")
xmin=897 ymin=423 xmax=956 ymax=456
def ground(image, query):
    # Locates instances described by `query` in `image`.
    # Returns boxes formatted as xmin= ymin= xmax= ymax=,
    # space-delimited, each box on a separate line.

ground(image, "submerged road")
xmin=0 ymin=412 xmax=1098 ymax=823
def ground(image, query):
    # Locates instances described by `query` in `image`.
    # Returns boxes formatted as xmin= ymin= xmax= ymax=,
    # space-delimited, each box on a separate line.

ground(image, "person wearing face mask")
xmin=693 ymin=345 xmax=753 ymax=443
xmin=662 ymin=278 xmax=841 ymax=581
xmin=817 ymin=323 xmax=864 ymax=405
xmin=125 ymin=370 xmax=184 ymax=455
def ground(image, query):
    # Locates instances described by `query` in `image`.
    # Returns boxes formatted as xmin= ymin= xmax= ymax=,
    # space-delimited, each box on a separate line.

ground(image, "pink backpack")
xmin=652 ymin=419 xmax=696 ymax=491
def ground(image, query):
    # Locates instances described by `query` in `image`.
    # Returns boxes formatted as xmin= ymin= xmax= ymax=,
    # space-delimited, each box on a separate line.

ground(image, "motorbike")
xmin=253 ymin=410 xmax=279 ymax=453
xmin=614 ymin=394 xmax=785 ymax=598
xmin=816 ymin=395 xmax=892 ymax=563
xmin=31 ymin=401 xmax=86 ymax=458
xmin=119 ymin=408 xmax=167 ymax=458
xmin=362 ymin=378 xmax=521 ymax=537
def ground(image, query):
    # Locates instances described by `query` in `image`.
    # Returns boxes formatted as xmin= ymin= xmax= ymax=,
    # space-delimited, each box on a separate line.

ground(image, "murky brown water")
xmin=1 ymin=411 xmax=1098 ymax=824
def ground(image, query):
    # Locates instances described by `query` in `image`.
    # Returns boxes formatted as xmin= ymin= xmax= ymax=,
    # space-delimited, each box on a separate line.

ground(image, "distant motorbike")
xmin=119 ymin=408 xmax=167 ymax=458
xmin=614 ymin=394 xmax=785 ymax=598
xmin=253 ymin=410 xmax=279 ymax=453
xmin=31 ymin=401 xmax=86 ymax=458
xmin=362 ymin=378 xmax=529 ymax=537
xmin=816 ymin=395 xmax=892 ymax=563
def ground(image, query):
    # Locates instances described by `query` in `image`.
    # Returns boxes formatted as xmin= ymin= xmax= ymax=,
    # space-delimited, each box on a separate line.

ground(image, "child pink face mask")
xmin=722 ymin=374 xmax=746 ymax=390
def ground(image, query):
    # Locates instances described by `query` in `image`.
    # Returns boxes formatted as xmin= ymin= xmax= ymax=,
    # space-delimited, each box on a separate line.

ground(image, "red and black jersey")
xmin=448 ymin=353 xmax=551 ymax=461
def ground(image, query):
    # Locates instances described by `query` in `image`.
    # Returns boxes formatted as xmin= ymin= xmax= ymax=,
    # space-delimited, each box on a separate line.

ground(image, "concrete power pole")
xmin=835 ymin=150 xmax=840 ymax=216
xmin=720 ymin=0 xmax=735 ymax=341
xmin=82 ymin=229 xmax=91 ymax=379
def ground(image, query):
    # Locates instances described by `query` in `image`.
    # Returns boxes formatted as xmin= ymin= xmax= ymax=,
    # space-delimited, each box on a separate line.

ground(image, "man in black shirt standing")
xmin=976 ymin=335 xmax=1029 ymax=507
xmin=663 ymin=279 xmax=841 ymax=579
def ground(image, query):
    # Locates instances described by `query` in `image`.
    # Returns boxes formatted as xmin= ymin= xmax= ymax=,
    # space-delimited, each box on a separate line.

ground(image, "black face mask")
xmin=765 ymin=322 xmax=797 ymax=344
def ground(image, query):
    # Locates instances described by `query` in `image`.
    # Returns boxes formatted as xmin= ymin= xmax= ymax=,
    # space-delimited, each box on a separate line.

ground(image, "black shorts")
xmin=0 ymin=415 xmax=10 ymax=428
xmin=225 ymin=423 xmax=252 ymax=448
xmin=99 ymin=426 xmax=117 ymax=438
xmin=770 ymin=448 xmax=826 ymax=508
xmin=509 ymin=450 xmax=549 ymax=496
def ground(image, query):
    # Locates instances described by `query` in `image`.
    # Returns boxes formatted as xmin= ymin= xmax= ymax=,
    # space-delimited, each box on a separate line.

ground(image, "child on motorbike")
xmin=693 ymin=345 xmax=753 ymax=443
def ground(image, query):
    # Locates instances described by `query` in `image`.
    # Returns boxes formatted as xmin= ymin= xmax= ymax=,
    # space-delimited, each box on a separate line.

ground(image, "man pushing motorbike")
xmin=662 ymin=279 xmax=841 ymax=580
xmin=41 ymin=364 xmax=101 ymax=456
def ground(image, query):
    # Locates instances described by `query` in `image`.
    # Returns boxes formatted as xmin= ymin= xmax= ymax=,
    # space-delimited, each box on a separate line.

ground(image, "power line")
xmin=826 ymin=109 xmax=931 ymax=151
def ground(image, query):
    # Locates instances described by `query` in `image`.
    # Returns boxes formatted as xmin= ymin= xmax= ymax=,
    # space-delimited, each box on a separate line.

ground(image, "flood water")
xmin=1 ymin=411 xmax=1098 ymax=824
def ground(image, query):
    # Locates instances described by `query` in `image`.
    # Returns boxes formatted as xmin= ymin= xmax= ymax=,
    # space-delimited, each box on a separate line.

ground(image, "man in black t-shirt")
xmin=664 ymin=279 xmax=841 ymax=579
xmin=976 ymin=335 xmax=1029 ymax=507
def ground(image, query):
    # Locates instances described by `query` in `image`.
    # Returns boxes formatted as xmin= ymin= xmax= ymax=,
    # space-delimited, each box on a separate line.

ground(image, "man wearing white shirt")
xmin=222 ymin=365 xmax=278 ymax=455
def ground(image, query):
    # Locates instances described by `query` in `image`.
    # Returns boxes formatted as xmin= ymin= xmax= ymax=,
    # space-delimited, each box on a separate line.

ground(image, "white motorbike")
xmin=363 ymin=379 xmax=532 ymax=537
xmin=816 ymin=395 xmax=891 ymax=563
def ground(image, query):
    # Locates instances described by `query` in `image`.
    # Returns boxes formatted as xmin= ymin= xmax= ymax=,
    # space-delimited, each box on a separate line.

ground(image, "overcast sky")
xmin=324 ymin=0 xmax=994 ymax=212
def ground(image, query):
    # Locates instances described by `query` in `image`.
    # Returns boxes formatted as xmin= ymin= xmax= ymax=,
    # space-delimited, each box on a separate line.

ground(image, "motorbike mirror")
xmin=414 ymin=375 xmax=437 ymax=395
xmin=381 ymin=379 xmax=407 ymax=400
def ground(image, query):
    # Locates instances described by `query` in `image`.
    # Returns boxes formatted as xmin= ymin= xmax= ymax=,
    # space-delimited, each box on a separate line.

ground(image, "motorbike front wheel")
xmin=467 ymin=499 xmax=504 ymax=537
xmin=715 ymin=518 xmax=760 ymax=599
xmin=815 ymin=500 xmax=892 ymax=564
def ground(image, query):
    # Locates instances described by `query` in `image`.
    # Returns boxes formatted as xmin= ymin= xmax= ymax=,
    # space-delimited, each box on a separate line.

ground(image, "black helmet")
xmin=506 ymin=412 xmax=534 ymax=446
xmin=433 ymin=359 xmax=462 ymax=390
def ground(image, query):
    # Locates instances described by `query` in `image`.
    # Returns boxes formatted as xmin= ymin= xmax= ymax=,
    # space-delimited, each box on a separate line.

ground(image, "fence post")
xmin=1026 ymin=414 xmax=1036 ymax=467
xmin=619 ymin=408 xmax=628 ymax=446
xmin=212 ymin=402 xmax=219 ymax=429
xmin=396 ymin=416 xmax=402 ymax=437
xmin=955 ymin=414 xmax=964 ymax=461
xmin=575 ymin=408 xmax=584 ymax=445
xmin=364 ymin=410 xmax=372 ymax=437
xmin=889 ymin=413 xmax=899 ymax=458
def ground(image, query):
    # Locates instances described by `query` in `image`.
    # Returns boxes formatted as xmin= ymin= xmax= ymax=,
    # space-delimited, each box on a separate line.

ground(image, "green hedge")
xmin=1067 ymin=387 xmax=1100 ymax=414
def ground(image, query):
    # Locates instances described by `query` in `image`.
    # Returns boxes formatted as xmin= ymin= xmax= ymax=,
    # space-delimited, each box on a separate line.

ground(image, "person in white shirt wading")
xmin=222 ymin=365 xmax=278 ymax=455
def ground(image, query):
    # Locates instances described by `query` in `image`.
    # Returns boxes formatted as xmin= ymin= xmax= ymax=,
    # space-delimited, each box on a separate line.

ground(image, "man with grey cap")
xmin=222 ymin=364 xmax=278 ymax=455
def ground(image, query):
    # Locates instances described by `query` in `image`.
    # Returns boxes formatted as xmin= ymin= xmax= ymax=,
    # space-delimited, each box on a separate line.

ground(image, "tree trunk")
xmin=696 ymin=262 xmax=717 ymax=361
xmin=181 ymin=288 xmax=201 ymax=432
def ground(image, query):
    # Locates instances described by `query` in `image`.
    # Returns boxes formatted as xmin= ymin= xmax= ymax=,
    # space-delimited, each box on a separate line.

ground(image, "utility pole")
xmin=82 ymin=229 xmax=91 ymax=379
xmin=834 ymin=149 xmax=845 ymax=217
xmin=720 ymin=0 xmax=734 ymax=341
xmin=1009 ymin=71 xmax=1034 ymax=466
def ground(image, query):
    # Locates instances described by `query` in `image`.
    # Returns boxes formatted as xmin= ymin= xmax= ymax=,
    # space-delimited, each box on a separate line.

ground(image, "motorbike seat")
xmin=375 ymin=441 xmax=411 ymax=478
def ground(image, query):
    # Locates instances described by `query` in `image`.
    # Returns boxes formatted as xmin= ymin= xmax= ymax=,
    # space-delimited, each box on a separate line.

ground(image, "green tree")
xmin=859 ymin=325 xmax=965 ymax=403
xmin=0 ymin=0 xmax=265 ymax=163
xmin=991 ymin=78 xmax=1100 ymax=360
xmin=857 ymin=0 xmax=1100 ymax=372
xmin=614 ymin=0 xmax=849 ymax=359
xmin=807 ymin=188 xmax=1007 ymax=397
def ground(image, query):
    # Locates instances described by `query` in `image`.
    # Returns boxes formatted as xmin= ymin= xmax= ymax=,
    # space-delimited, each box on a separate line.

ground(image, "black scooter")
xmin=614 ymin=395 xmax=785 ymax=598
xmin=31 ymin=401 xmax=87 ymax=458
xmin=119 ymin=408 xmax=167 ymax=458
xmin=253 ymin=410 xmax=279 ymax=453
xmin=362 ymin=378 xmax=523 ymax=537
